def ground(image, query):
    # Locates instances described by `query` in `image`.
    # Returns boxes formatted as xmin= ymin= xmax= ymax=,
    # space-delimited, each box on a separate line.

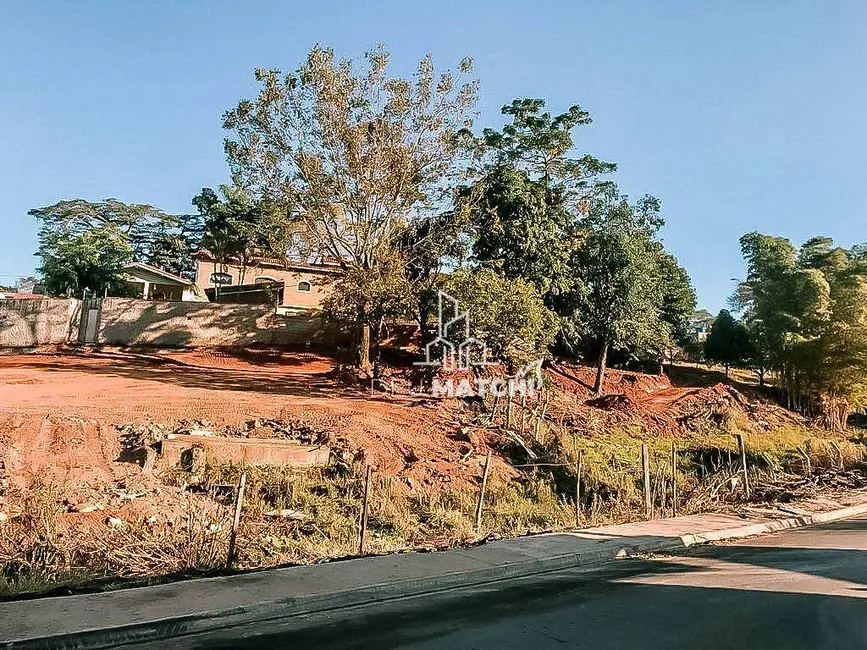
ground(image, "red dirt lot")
xmin=0 ymin=348 xmax=799 ymax=527
xmin=0 ymin=349 xmax=499 ymax=510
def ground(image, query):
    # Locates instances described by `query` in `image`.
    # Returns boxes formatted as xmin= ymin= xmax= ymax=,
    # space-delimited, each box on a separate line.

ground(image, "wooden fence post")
xmin=489 ymin=394 xmax=500 ymax=425
xmin=737 ymin=434 xmax=750 ymax=500
xmin=671 ymin=441 xmax=678 ymax=518
xmin=574 ymin=448 xmax=583 ymax=528
xmin=358 ymin=465 xmax=373 ymax=554
xmin=796 ymin=445 xmax=812 ymax=476
xmin=227 ymin=472 xmax=247 ymax=569
xmin=506 ymin=381 xmax=513 ymax=428
xmin=475 ymin=450 xmax=493 ymax=534
xmin=641 ymin=444 xmax=652 ymax=519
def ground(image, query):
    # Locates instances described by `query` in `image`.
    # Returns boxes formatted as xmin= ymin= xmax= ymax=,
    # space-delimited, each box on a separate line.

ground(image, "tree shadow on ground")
xmin=188 ymin=523 xmax=867 ymax=650
xmin=9 ymin=350 xmax=428 ymax=407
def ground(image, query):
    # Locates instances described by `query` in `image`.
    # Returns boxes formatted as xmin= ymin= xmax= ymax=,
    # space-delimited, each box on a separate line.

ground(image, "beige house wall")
xmin=195 ymin=259 xmax=336 ymax=310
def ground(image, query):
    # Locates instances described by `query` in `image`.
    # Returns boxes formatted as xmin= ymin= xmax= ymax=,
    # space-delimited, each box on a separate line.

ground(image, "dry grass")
xmin=2 ymin=404 xmax=866 ymax=599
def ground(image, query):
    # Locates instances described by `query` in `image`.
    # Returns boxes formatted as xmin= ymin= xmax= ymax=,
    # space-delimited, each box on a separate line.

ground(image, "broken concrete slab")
xmin=158 ymin=434 xmax=330 ymax=469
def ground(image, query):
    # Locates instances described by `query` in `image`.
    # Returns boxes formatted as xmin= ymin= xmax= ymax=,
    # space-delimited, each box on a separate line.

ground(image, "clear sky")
xmin=2 ymin=1 xmax=865 ymax=310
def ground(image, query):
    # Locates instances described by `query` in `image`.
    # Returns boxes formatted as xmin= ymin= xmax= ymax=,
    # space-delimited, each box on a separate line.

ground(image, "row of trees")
xmin=220 ymin=45 xmax=696 ymax=387
xmin=31 ymin=45 xmax=697 ymax=391
xmin=702 ymin=235 xmax=867 ymax=430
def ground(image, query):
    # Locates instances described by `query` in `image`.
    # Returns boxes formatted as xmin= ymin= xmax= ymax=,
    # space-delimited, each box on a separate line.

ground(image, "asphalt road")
xmin=130 ymin=515 xmax=867 ymax=649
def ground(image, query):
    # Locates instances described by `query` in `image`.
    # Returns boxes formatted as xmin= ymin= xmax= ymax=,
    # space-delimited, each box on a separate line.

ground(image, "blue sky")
xmin=2 ymin=1 xmax=865 ymax=311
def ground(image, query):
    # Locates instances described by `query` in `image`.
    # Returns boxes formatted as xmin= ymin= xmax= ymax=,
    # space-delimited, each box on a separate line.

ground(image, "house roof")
xmin=194 ymin=251 xmax=343 ymax=274
xmin=122 ymin=262 xmax=192 ymax=285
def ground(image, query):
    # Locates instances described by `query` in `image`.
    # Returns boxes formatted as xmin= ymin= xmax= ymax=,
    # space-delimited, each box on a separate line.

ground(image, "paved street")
xmin=127 ymin=515 xmax=867 ymax=650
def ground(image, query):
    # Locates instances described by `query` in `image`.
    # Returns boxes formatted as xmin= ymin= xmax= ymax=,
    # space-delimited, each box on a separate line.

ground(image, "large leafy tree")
xmin=704 ymin=309 xmax=755 ymax=377
xmin=36 ymin=224 xmax=134 ymax=298
xmin=444 ymin=267 xmax=558 ymax=369
xmin=223 ymin=44 xmax=479 ymax=367
xmin=566 ymin=191 xmax=692 ymax=392
xmin=465 ymin=99 xmax=693 ymax=382
xmin=468 ymin=99 xmax=615 ymax=300
xmin=192 ymin=186 xmax=298 ymax=286
xmin=657 ymin=251 xmax=698 ymax=347
xmin=30 ymin=199 xmax=202 ymax=294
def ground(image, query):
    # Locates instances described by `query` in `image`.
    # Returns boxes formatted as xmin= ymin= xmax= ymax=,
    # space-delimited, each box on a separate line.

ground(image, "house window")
xmin=254 ymin=276 xmax=279 ymax=284
xmin=209 ymin=272 xmax=233 ymax=285
xmin=297 ymin=280 xmax=312 ymax=292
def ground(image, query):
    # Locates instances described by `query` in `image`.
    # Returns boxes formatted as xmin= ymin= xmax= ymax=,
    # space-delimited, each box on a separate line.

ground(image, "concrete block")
xmin=159 ymin=434 xmax=330 ymax=469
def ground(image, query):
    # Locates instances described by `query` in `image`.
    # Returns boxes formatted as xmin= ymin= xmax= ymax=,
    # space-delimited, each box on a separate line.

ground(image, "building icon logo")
xmin=415 ymin=291 xmax=493 ymax=369
xmin=371 ymin=290 xmax=543 ymax=398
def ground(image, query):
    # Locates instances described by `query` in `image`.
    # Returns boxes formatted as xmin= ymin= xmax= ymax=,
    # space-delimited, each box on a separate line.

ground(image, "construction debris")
xmin=159 ymin=434 xmax=331 ymax=470
xmin=263 ymin=509 xmax=306 ymax=520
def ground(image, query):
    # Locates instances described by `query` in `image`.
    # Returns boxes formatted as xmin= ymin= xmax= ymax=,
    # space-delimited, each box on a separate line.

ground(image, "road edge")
xmin=8 ymin=502 xmax=867 ymax=650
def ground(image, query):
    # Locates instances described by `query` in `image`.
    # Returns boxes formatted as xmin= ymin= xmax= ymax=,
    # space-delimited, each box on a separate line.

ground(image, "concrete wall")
xmin=98 ymin=298 xmax=339 ymax=347
xmin=0 ymin=299 xmax=82 ymax=347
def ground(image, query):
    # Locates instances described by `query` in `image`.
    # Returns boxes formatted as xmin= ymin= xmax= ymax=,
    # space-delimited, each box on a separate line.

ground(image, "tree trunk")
xmin=593 ymin=339 xmax=609 ymax=395
xmin=372 ymin=317 xmax=384 ymax=379
xmin=418 ymin=300 xmax=431 ymax=344
xmin=724 ymin=364 xmax=729 ymax=379
xmin=358 ymin=324 xmax=371 ymax=371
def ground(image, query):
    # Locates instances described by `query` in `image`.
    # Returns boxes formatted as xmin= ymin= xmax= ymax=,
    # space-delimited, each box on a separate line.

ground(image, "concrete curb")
xmin=8 ymin=502 xmax=867 ymax=650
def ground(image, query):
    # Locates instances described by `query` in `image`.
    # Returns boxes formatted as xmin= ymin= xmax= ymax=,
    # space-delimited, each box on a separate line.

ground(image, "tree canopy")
xmin=464 ymin=99 xmax=693 ymax=389
xmin=30 ymin=198 xmax=201 ymax=296
xmin=223 ymin=44 xmax=479 ymax=365
xmin=444 ymin=267 xmax=558 ymax=369
xmin=733 ymin=232 xmax=867 ymax=429
xmin=704 ymin=309 xmax=754 ymax=375
xmin=223 ymin=44 xmax=478 ymax=271
xmin=564 ymin=191 xmax=694 ymax=391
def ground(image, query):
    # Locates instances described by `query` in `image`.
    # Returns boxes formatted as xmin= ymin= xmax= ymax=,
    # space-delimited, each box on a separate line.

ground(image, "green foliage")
xmin=443 ymin=267 xmax=558 ymax=368
xmin=223 ymin=44 xmax=478 ymax=271
xmin=563 ymin=191 xmax=694 ymax=387
xmin=704 ymin=310 xmax=754 ymax=370
xmin=396 ymin=209 xmax=470 ymax=337
xmin=468 ymin=163 xmax=578 ymax=297
xmin=30 ymin=199 xmax=202 ymax=291
xmin=734 ymin=232 xmax=867 ymax=429
xmin=481 ymin=98 xmax=616 ymax=192
xmin=223 ymin=44 xmax=479 ymax=363
xmin=465 ymin=98 xmax=693 ymax=377
xmin=322 ymin=252 xmax=414 ymax=334
xmin=467 ymin=98 xmax=615 ymax=299
xmin=36 ymin=224 xmax=134 ymax=297
xmin=657 ymin=251 xmax=698 ymax=346
xmin=192 ymin=186 xmax=297 ymax=276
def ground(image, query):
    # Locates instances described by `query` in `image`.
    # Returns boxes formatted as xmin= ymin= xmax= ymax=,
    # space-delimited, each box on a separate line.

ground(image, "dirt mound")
xmin=0 ymin=352 xmax=511 ymax=508
xmin=548 ymin=361 xmax=672 ymax=400
xmin=576 ymin=379 xmax=807 ymax=436
xmin=0 ymin=351 xmax=805 ymax=518
xmin=0 ymin=413 xmax=208 ymax=529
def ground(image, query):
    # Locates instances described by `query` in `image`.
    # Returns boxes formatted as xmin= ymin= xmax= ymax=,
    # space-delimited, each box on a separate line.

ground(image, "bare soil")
xmin=0 ymin=348 xmax=506 ymax=518
xmin=0 ymin=348 xmax=811 ymax=535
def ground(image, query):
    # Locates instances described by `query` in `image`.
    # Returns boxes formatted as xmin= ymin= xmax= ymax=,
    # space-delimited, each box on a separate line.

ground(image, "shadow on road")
xmin=186 ymin=523 xmax=867 ymax=650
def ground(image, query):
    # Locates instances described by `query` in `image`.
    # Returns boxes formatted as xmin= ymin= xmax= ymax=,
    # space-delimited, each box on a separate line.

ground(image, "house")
xmin=689 ymin=309 xmax=715 ymax=342
xmin=121 ymin=262 xmax=207 ymax=302
xmin=194 ymin=252 xmax=341 ymax=313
